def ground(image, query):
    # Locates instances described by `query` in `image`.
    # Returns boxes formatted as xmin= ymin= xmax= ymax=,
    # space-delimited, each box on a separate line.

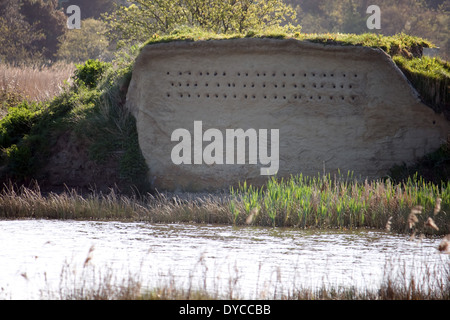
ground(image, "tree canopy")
xmin=288 ymin=0 xmax=449 ymax=59
xmin=0 ymin=0 xmax=66 ymax=64
xmin=102 ymin=0 xmax=299 ymax=48
xmin=56 ymin=18 xmax=112 ymax=63
xmin=57 ymin=0 xmax=116 ymax=19
xmin=0 ymin=0 xmax=448 ymax=64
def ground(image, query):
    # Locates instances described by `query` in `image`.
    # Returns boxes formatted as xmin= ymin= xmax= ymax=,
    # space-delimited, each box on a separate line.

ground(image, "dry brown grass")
xmin=42 ymin=247 xmax=449 ymax=300
xmin=0 ymin=182 xmax=232 ymax=223
xmin=0 ymin=62 xmax=74 ymax=104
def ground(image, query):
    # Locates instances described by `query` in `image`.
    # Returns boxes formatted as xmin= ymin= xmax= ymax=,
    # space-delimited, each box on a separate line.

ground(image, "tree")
xmin=20 ymin=0 xmax=67 ymax=61
xmin=0 ymin=0 xmax=66 ymax=64
xmin=103 ymin=0 xmax=298 ymax=48
xmin=288 ymin=0 xmax=449 ymax=59
xmin=0 ymin=1 xmax=45 ymax=64
xmin=57 ymin=0 xmax=116 ymax=19
xmin=56 ymin=18 xmax=112 ymax=63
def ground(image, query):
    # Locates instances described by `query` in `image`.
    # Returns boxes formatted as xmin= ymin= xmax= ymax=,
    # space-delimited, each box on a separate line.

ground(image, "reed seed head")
xmin=385 ymin=216 xmax=392 ymax=231
xmin=438 ymin=235 xmax=450 ymax=254
xmin=434 ymin=198 xmax=442 ymax=216
xmin=424 ymin=217 xmax=439 ymax=231
xmin=410 ymin=205 xmax=423 ymax=215
xmin=408 ymin=212 xmax=419 ymax=229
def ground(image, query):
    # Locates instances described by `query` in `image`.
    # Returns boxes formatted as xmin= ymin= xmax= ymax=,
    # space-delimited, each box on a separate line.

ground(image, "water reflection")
xmin=0 ymin=220 xmax=447 ymax=299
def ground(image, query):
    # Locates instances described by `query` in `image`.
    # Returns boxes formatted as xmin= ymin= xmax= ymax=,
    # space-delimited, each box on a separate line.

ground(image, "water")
xmin=0 ymin=219 xmax=447 ymax=299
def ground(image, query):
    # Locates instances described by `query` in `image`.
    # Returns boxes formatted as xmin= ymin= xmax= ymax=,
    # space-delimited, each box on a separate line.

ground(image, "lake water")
xmin=0 ymin=219 xmax=448 ymax=299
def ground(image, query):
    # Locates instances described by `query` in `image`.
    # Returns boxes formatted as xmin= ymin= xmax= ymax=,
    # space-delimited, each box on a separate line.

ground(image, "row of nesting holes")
xmin=166 ymin=92 xmax=356 ymax=101
xmin=167 ymin=71 xmax=359 ymax=78
xmin=170 ymin=82 xmax=355 ymax=89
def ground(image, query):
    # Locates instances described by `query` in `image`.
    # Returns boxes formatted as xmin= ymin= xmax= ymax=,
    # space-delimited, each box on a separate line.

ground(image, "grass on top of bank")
xmin=144 ymin=27 xmax=435 ymax=54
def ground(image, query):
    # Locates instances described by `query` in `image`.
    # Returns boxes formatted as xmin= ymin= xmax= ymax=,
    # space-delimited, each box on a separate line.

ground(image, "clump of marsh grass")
xmin=0 ymin=182 xmax=231 ymax=223
xmin=438 ymin=235 xmax=450 ymax=254
xmin=1 ymin=172 xmax=450 ymax=238
xmin=230 ymin=173 xmax=450 ymax=236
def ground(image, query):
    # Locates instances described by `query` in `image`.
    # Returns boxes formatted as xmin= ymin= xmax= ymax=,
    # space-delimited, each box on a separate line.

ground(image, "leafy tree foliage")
xmin=57 ymin=0 xmax=116 ymax=19
xmin=0 ymin=1 xmax=44 ymax=64
xmin=0 ymin=0 xmax=66 ymax=64
xmin=288 ymin=0 xmax=449 ymax=59
xmin=102 ymin=0 xmax=299 ymax=47
xmin=57 ymin=19 xmax=112 ymax=63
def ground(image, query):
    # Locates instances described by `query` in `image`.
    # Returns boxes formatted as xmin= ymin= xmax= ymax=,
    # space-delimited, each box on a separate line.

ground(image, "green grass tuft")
xmin=230 ymin=173 xmax=450 ymax=235
xmin=393 ymin=55 xmax=449 ymax=111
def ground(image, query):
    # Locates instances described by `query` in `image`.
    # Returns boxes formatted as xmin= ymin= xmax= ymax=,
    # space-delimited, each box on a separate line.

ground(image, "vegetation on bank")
xmin=0 ymin=27 xmax=449 ymax=226
xmin=0 ymin=58 xmax=149 ymax=191
xmin=36 ymin=243 xmax=450 ymax=300
xmin=144 ymin=28 xmax=435 ymax=53
xmin=393 ymin=55 xmax=449 ymax=111
xmin=1 ymin=173 xmax=450 ymax=239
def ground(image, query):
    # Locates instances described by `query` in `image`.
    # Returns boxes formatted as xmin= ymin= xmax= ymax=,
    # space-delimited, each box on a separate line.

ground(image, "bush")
xmin=0 ymin=57 xmax=150 ymax=192
xmin=73 ymin=59 xmax=111 ymax=89
xmin=0 ymin=101 xmax=41 ymax=149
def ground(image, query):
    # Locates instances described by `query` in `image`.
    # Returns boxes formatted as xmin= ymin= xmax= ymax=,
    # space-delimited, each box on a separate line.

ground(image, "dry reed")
xmin=0 ymin=182 xmax=232 ymax=224
xmin=0 ymin=62 xmax=74 ymax=104
xmin=40 ymin=245 xmax=449 ymax=300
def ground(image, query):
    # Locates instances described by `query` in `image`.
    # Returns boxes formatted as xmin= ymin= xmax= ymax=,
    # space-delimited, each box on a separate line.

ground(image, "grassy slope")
xmin=0 ymin=59 xmax=150 ymax=193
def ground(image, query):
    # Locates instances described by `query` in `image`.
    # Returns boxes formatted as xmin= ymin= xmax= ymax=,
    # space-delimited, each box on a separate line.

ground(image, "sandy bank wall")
xmin=126 ymin=38 xmax=449 ymax=191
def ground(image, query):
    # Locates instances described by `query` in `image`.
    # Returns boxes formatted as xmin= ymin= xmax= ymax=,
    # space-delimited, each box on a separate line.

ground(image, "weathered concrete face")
xmin=126 ymin=38 xmax=449 ymax=191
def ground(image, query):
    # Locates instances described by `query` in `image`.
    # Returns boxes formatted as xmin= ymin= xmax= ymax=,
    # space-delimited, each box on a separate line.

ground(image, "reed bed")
xmin=0 ymin=182 xmax=231 ymax=224
xmin=0 ymin=63 xmax=74 ymax=105
xmin=1 ymin=173 xmax=450 ymax=237
xmin=230 ymin=173 xmax=450 ymax=235
xmin=39 ymin=246 xmax=449 ymax=300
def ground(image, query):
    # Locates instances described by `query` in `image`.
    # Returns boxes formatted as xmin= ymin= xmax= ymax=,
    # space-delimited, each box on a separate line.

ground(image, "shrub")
xmin=0 ymin=101 xmax=42 ymax=149
xmin=73 ymin=59 xmax=111 ymax=89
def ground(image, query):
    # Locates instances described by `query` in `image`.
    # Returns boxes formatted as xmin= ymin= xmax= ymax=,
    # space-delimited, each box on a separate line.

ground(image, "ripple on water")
xmin=0 ymin=220 xmax=446 ymax=299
